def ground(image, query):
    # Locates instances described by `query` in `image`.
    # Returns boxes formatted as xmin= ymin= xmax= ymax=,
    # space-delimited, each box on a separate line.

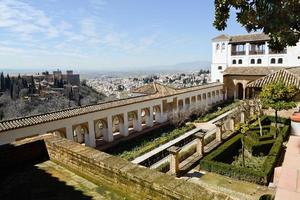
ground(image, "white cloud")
xmin=0 ymin=0 xmax=59 ymax=38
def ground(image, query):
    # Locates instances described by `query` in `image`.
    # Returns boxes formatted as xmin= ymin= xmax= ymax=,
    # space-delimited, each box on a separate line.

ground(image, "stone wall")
xmin=44 ymin=136 xmax=231 ymax=200
xmin=0 ymin=135 xmax=49 ymax=174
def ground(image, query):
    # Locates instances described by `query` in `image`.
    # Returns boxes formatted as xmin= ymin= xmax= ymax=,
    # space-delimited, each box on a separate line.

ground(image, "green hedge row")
xmin=200 ymin=116 xmax=289 ymax=185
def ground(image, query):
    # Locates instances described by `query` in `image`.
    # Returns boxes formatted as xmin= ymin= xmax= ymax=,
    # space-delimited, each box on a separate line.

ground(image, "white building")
xmin=211 ymin=33 xmax=300 ymax=83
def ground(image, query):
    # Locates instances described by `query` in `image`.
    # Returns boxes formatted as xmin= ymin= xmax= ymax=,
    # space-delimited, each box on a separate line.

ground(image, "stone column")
xmin=66 ymin=125 xmax=73 ymax=141
xmin=215 ymin=122 xmax=223 ymax=142
xmin=105 ymin=115 xmax=114 ymax=142
xmin=233 ymin=84 xmax=237 ymax=100
xmin=136 ymin=109 xmax=143 ymax=131
xmin=168 ymin=146 xmax=181 ymax=175
xmin=147 ymin=107 xmax=154 ymax=127
xmin=88 ymin=120 xmax=96 ymax=147
xmin=195 ymin=132 xmax=205 ymax=156
xmin=121 ymin=113 xmax=129 ymax=136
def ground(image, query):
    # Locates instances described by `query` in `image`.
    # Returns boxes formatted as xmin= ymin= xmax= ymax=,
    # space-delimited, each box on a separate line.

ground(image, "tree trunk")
xmin=258 ymin=116 xmax=263 ymax=136
xmin=275 ymin=110 xmax=278 ymax=138
xmin=241 ymin=137 xmax=245 ymax=167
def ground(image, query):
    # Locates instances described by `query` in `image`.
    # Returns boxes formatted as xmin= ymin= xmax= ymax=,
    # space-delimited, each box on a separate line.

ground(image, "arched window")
xmin=250 ymin=59 xmax=255 ymax=64
xmin=278 ymin=58 xmax=283 ymax=64
xmin=238 ymin=59 xmax=243 ymax=64
xmin=216 ymin=43 xmax=220 ymax=51
xmin=270 ymin=58 xmax=276 ymax=64
xmin=218 ymin=66 xmax=222 ymax=70
xmin=257 ymin=59 xmax=262 ymax=64
xmin=232 ymin=59 xmax=236 ymax=64
xmin=221 ymin=43 xmax=225 ymax=50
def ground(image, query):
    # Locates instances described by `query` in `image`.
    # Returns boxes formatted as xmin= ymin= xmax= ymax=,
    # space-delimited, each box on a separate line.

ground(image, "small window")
xmin=257 ymin=59 xmax=262 ymax=64
xmin=221 ymin=43 xmax=225 ymax=50
xmin=216 ymin=43 xmax=220 ymax=51
xmin=238 ymin=59 xmax=242 ymax=64
xmin=218 ymin=66 xmax=222 ymax=70
xmin=232 ymin=59 xmax=236 ymax=64
xmin=278 ymin=58 xmax=283 ymax=64
xmin=216 ymin=79 xmax=220 ymax=82
xmin=270 ymin=58 xmax=276 ymax=64
xmin=250 ymin=59 xmax=255 ymax=64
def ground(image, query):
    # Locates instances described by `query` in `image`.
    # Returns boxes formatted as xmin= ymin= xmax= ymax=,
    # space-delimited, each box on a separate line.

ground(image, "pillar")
xmin=242 ymin=86 xmax=246 ymax=100
xmin=88 ymin=120 xmax=96 ymax=147
xmin=215 ymin=122 xmax=223 ymax=142
xmin=195 ymin=132 xmax=205 ymax=156
xmin=233 ymin=84 xmax=237 ymax=100
xmin=105 ymin=115 xmax=114 ymax=142
xmin=133 ymin=110 xmax=142 ymax=131
xmin=66 ymin=125 xmax=73 ymax=141
xmin=121 ymin=113 xmax=129 ymax=136
xmin=168 ymin=146 xmax=181 ymax=175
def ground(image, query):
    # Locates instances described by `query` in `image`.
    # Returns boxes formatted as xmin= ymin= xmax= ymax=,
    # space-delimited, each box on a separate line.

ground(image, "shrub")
xmin=200 ymin=116 xmax=289 ymax=185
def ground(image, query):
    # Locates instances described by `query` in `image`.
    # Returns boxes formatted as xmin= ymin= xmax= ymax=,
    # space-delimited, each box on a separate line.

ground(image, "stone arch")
xmin=73 ymin=124 xmax=88 ymax=144
xmin=178 ymin=99 xmax=184 ymax=111
xmin=112 ymin=114 xmax=124 ymax=134
xmin=185 ymin=98 xmax=190 ymax=110
xmin=51 ymin=130 xmax=66 ymax=138
xmin=95 ymin=119 xmax=108 ymax=139
xmin=236 ymin=83 xmax=243 ymax=100
xmin=153 ymin=105 xmax=162 ymax=123
xmin=202 ymin=93 xmax=206 ymax=100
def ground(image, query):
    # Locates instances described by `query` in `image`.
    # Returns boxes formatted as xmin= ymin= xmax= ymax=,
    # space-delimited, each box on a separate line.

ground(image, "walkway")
xmin=132 ymin=107 xmax=237 ymax=167
xmin=275 ymin=136 xmax=300 ymax=200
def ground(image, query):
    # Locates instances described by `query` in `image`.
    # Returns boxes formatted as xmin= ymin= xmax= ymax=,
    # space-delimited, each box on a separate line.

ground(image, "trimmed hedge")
xmin=200 ymin=116 xmax=289 ymax=185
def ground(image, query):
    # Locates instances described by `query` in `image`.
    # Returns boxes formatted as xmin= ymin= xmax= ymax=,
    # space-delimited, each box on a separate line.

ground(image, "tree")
xmin=240 ymin=122 xmax=250 ymax=167
xmin=259 ymin=81 xmax=298 ymax=134
xmin=214 ymin=0 xmax=300 ymax=50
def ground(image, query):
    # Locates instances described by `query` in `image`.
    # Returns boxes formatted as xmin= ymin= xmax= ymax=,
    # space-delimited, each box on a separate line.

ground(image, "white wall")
xmin=211 ymin=36 xmax=300 ymax=83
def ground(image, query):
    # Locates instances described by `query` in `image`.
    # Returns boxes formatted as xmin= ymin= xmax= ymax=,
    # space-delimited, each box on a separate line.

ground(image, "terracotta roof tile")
xmin=247 ymin=67 xmax=300 ymax=88
xmin=223 ymin=67 xmax=283 ymax=76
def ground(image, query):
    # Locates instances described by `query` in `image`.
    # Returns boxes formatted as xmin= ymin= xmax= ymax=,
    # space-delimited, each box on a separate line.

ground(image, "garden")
xmin=200 ymin=115 xmax=290 ymax=185
xmin=104 ymin=123 xmax=195 ymax=161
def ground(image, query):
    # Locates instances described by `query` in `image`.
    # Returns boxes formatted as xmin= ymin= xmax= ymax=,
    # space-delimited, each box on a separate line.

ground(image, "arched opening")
xmin=236 ymin=83 xmax=243 ymax=100
xmin=250 ymin=59 xmax=255 ymax=64
xmin=270 ymin=58 xmax=276 ymax=64
xmin=278 ymin=58 xmax=283 ymax=64
xmin=257 ymin=58 xmax=262 ymax=64
xmin=141 ymin=108 xmax=153 ymax=127
xmin=191 ymin=96 xmax=196 ymax=108
xmin=112 ymin=114 xmax=125 ymax=137
xmin=128 ymin=111 xmax=141 ymax=132
xmin=51 ymin=130 xmax=66 ymax=138
xmin=238 ymin=59 xmax=243 ymax=64
xmin=185 ymin=98 xmax=190 ymax=110
xmin=153 ymin=105 xmax=162 ymax=123
xmin=95 ymin=119 xmax=108 ymax=139
xmin=178 ymin=99 xmax=184 ymax=111
xmin=232 ymin=59 xmax=236 ymax=64
xmin=73 ymin=125 xmax=88 ymax=144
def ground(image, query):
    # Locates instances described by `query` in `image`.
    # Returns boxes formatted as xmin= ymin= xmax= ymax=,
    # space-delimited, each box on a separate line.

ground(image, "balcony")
xmin=249 ymin=50 xmax=265 ymax=55
xmin=231 ymin=51 xmax=246 ymax=56
xmin=269 ymin=48 xmax=287 ymax=54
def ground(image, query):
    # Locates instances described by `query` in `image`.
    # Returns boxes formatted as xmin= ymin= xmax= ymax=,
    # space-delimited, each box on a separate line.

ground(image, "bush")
xmin=200 ymin=116 xmax=289 ymax=185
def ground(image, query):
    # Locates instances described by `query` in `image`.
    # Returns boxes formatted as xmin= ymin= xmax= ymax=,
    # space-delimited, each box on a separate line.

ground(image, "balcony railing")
xmin=249 ymin=50 xmax=265 ymax=55
xmin=269 ymin=49 xmax=287 ymax=54
xmin=231 ymin=51 xmax=246 ymax=56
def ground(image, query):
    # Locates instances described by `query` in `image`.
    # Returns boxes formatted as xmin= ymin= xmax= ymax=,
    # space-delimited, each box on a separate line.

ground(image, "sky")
xmin=0 ymin=0 xmax=248 ymax=71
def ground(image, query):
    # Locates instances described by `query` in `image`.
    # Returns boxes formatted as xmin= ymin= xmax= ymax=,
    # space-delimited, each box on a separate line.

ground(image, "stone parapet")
xmin=44 ymin=136 xmax=230 ymax=200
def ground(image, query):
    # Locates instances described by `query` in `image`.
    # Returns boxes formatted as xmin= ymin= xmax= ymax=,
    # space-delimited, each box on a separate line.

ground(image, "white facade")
xmin=211 ymin=34 xmax=300 ymax=83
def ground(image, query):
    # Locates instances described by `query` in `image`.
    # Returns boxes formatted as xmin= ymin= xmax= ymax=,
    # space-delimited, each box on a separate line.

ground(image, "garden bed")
xmin=200 ymin=116 xmax=290 ymax=185
xmin=104 ymin=124 xmax=195 ymax=161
